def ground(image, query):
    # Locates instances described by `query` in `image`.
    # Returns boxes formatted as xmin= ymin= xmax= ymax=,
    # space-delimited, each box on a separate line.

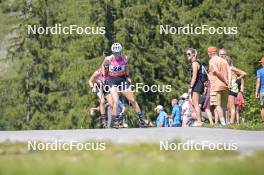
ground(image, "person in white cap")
xmin=155 ymin=105 xmax=168 ymax=127
xmin=181 ymin=93 xmax=189 ymax=99
xmin=180 ymin=93 xmax=196 ymax=127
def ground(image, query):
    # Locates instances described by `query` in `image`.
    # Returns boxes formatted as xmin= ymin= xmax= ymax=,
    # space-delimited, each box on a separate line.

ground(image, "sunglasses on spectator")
xmin=186 ymin=52 xmax=192 ymax=56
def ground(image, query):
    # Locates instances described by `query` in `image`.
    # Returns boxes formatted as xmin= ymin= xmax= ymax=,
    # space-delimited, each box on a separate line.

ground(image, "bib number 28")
xmin=113 ymin=66 xmax=122 ymax=72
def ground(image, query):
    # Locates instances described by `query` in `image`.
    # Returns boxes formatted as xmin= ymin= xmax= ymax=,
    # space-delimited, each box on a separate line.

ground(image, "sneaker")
xmin=192 ymin=122 xmax=202 ymax=127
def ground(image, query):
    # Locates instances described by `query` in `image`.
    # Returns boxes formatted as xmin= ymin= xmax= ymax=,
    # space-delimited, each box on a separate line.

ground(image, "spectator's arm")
xmin=190 ymin=62 xmax=199 ymax=88
xmin=210 ymin=62 xmax=228 ymax=85
xmin=227 ymin=64 xmax=232 ymax=88
xmin=171 ymin=108 xmax=176 ymax=118
xmin=256 ymin=77 xmax=260 ymax=98
xmin=160 ymin=115 xmax=165 ymax=127
xmin=214 ymin=71 xmax=228 ymax=85
xmin=240 ymin=78 xmax=245 ymax=93
xmin=231 ymin=66 xmax=247 ymax=79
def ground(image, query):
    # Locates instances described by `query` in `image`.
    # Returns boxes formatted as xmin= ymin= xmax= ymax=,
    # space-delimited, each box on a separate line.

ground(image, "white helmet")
xmin=111 ymin=43 xmax=122 ymax=53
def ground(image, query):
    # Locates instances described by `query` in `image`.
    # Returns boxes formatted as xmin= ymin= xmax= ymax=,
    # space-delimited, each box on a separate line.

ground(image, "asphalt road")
xmin=1 ymin=127 xmax=264 ymax=153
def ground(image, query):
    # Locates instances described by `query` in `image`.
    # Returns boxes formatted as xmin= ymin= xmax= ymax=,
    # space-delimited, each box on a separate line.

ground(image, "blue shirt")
xmin=257 ymin=68 xmax=264 ymax=93
xmin=172 ymin=105 xmax=181 ymax=125
xmin=156 ymin=111 xmax=168 ymax=127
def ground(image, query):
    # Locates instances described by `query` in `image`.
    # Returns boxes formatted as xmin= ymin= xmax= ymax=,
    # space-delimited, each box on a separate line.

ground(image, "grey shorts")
xmin=260 ymin=93 xmax=264 ymax=106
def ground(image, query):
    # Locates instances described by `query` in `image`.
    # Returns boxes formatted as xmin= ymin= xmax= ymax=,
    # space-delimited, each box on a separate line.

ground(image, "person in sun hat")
xmin=256 ymin=57 xmax=264 ymax=124
xmin=155 ymin=105 xmax=168 ymax=127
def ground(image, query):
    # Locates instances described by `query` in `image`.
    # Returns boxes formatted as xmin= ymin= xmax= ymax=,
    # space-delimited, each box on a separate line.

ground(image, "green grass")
xmin=0 ymin=143 xmax=263 ymax=175
xmin=202 ymin=122 xmax=264 ymax=131
xmin=224 ymin=122 xmax=264 ymax=131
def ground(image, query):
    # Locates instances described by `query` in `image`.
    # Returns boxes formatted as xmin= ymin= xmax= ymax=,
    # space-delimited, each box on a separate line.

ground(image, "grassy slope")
xmin=202 ymin=122 xmax=264 ymax=131
xmin=0 ymin=143 xmax=263 ymax=175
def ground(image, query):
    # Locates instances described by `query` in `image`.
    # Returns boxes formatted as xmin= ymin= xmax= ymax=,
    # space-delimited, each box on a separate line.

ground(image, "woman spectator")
xmin=224 ymin=55 xmax=247 ymax=124
xmin=186 ymin=48 xmax=203 ymax=127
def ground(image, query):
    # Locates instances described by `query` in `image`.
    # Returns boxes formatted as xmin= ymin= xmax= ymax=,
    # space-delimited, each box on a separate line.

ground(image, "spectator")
xmin=178 ymin=95 xmax=185 ymax=109
xmin=219 ymin=48 xmax=227 ymax=59
xmin=256 ymin=57 xmax=264 ymax=125
xmin=155 ymin=105 xmax=168 ymax=128
xmin=199 ymin=82 xmax=214 ymax=125
xmin=186 ymin=48 xmax=203 ymax=127
xmin=171 ymin=99 xmax=182 ymax=127
xmin=221 ymin=54 xmax=247 ymax=124
xmin=181 ymin=93 xmax=196 ymax=127
xmin=208 ymin=46 xmax=230 ymax=126
xmin=235 ymin=85 xmax=245 ymax=124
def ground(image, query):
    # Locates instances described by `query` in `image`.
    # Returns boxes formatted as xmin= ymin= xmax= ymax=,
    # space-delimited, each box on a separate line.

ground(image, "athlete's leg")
xmin=105 ymin=94 xmax=113 ymax=111
xmin=97 ymin=92 xmax=105 ymax=115
xmin=121 ymin=88 xmax=149 ymax=127
xmin=122 ymin=91 xmax=140 ymax=112
xmin=110 ymin=86 xmax=119 ymax=116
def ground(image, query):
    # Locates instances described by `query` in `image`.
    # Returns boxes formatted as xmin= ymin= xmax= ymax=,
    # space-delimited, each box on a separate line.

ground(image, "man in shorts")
xmin=208 ymin=46 xmax=230 ymax=126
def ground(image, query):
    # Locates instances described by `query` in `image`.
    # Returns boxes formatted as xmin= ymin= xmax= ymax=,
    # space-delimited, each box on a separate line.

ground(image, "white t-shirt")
xmin=182 ymin=100 xmax=190 ymax=117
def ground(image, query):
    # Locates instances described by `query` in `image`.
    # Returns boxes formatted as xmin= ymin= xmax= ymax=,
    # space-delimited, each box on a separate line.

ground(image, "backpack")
xmin=192 ymin=60 xmax=208 ymax=83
